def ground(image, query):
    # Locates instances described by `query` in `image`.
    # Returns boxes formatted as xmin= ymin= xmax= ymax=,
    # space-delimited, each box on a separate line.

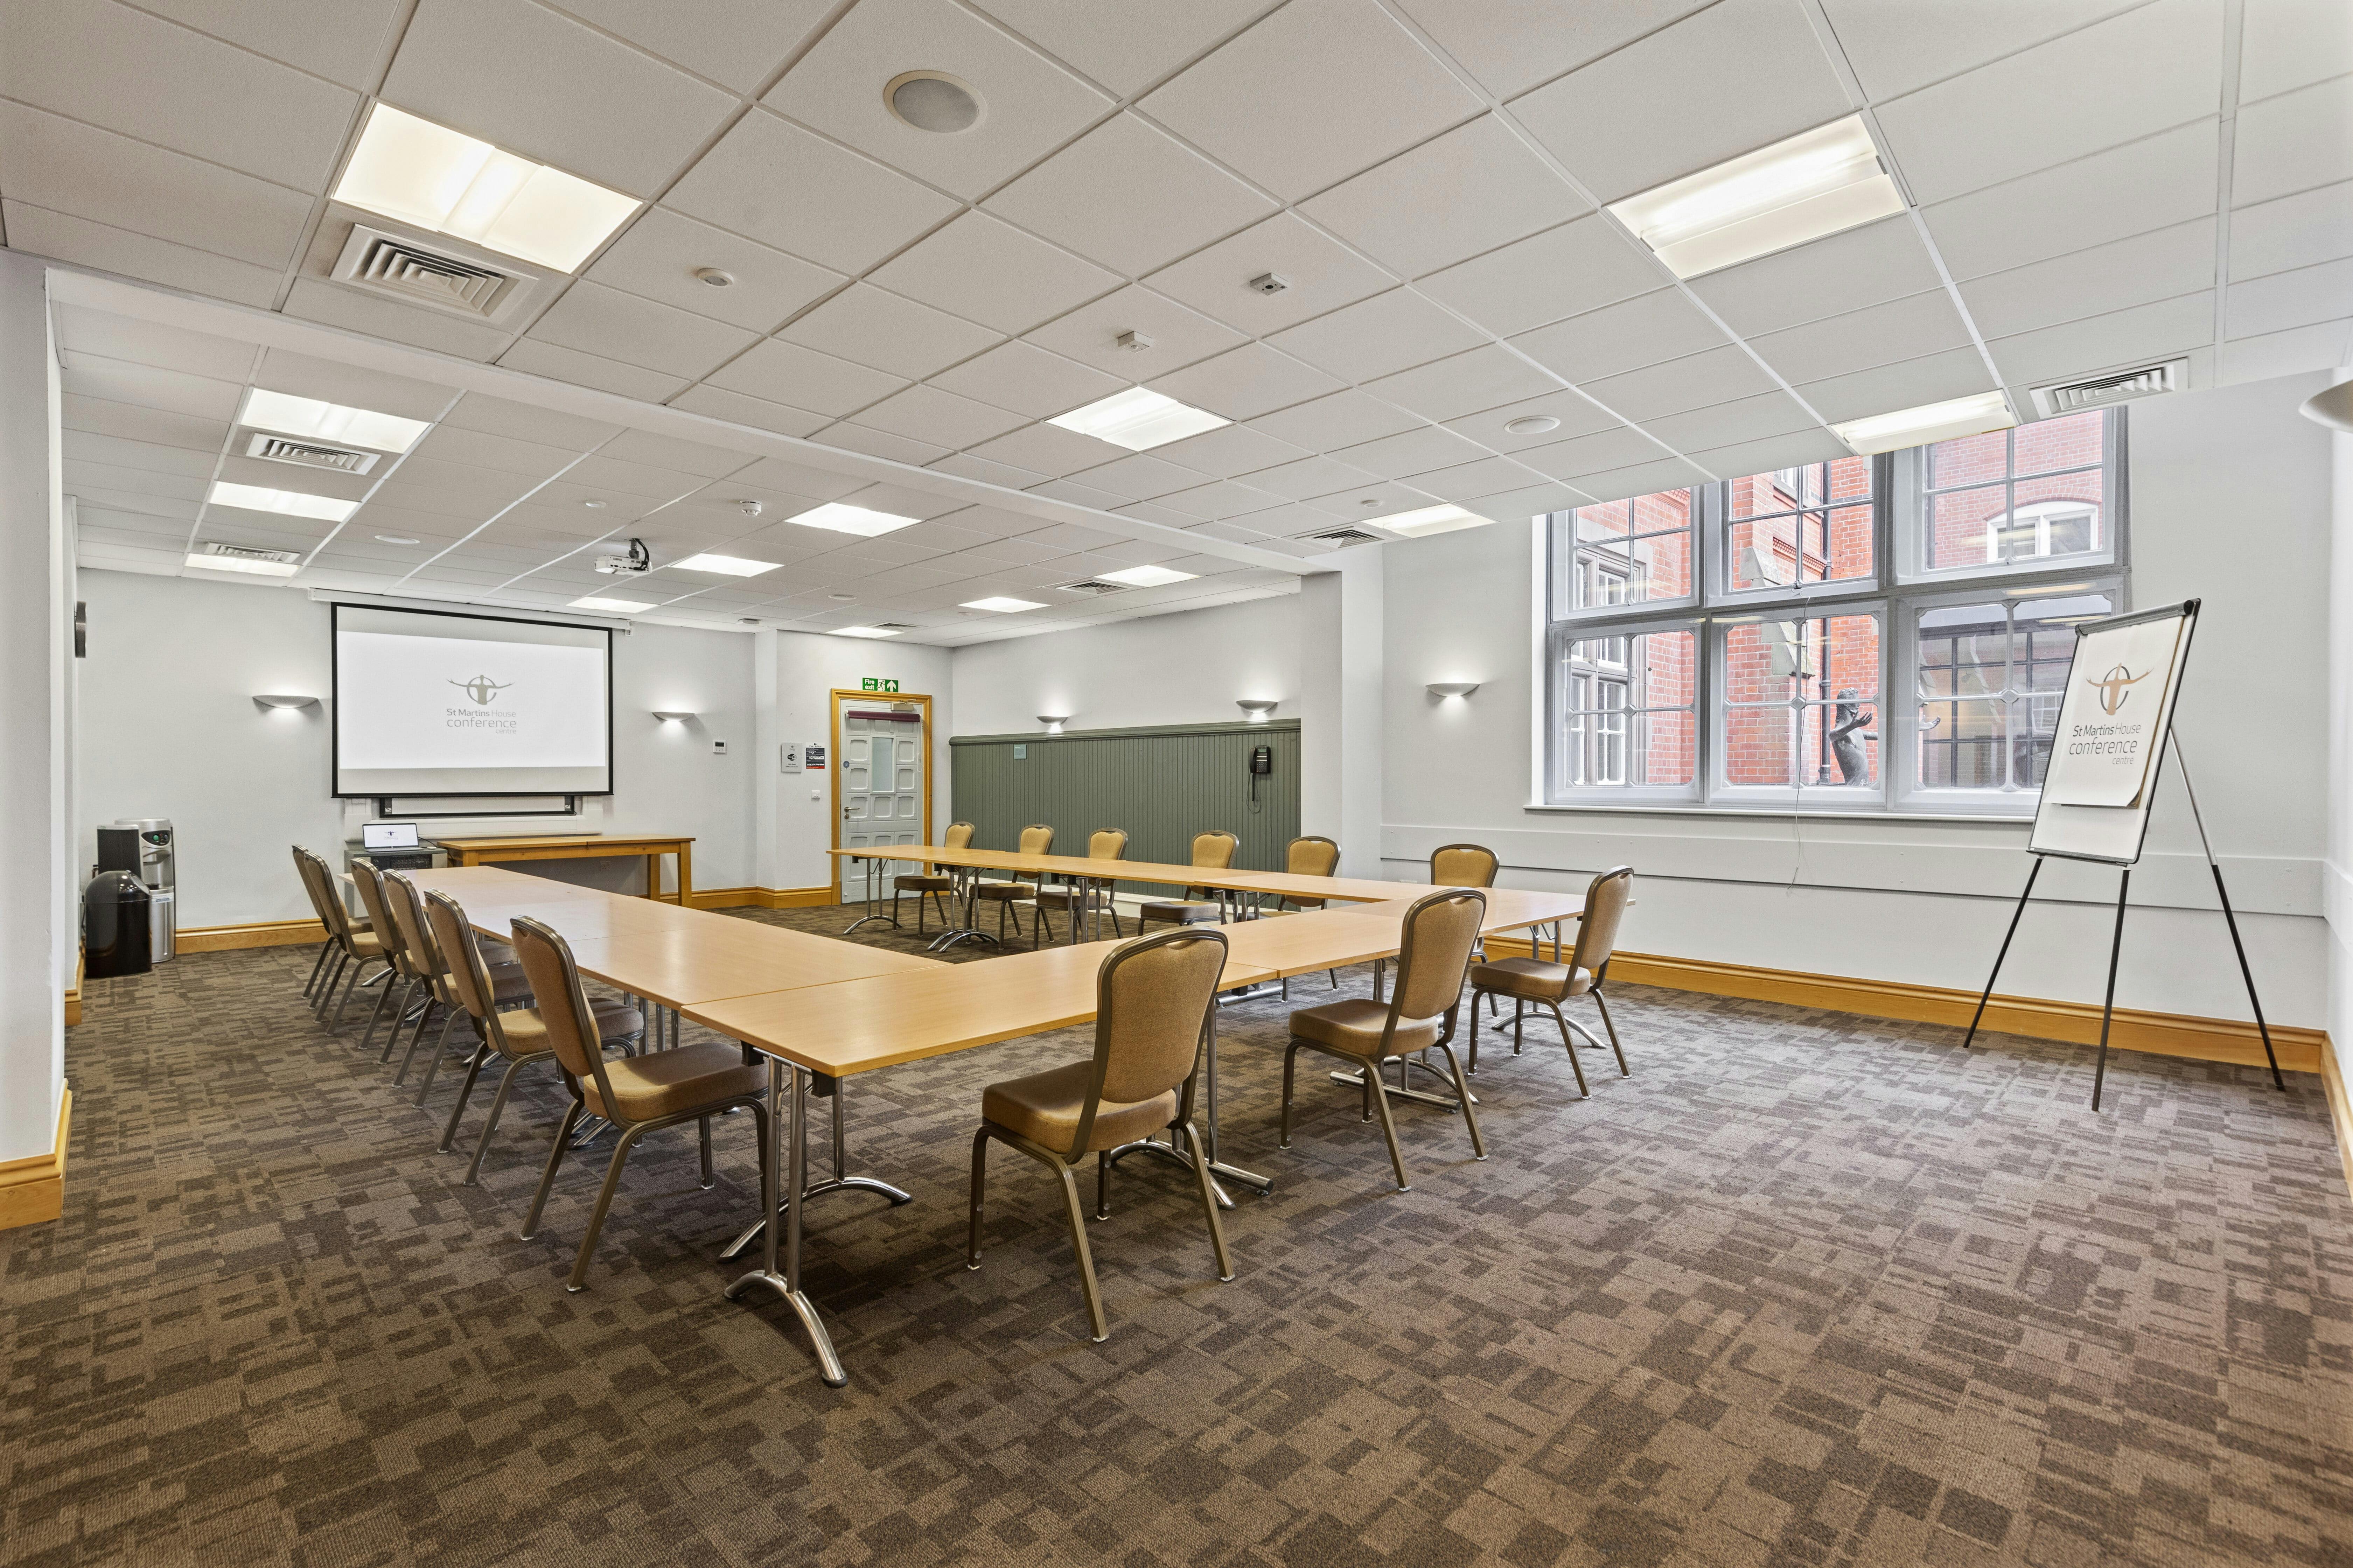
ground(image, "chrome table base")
xmin=725 ymin=1058 xmax=848 ymax=1387
xmin=717 ymin=1075 xmax=910 ymax=1260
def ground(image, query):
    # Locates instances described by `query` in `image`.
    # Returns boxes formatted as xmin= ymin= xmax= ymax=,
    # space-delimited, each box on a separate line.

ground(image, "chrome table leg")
xmin=726 ymin=1059 xmax=848 ymax=1387
xmin=841 ymin=855 xmax=900 ymax=934
xmin=718 ymin=1077 xmax=911 ymax=1259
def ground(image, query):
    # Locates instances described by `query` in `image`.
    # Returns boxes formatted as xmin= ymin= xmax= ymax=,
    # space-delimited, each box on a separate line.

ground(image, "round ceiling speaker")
xmin=1504 ymin=414 xmax=1561 ymax=435
xmin=886 ymin=72 xmax=983 ymax=133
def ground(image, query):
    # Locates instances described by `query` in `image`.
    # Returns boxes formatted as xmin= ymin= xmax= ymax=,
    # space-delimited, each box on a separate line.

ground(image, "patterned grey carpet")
xmin=5 ymin=902 xmax=2349 ymax=1567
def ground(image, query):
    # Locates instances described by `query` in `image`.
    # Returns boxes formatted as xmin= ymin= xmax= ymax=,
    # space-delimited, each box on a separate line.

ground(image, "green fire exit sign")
xmin=860 ymin=677 xmax=900 ymax=693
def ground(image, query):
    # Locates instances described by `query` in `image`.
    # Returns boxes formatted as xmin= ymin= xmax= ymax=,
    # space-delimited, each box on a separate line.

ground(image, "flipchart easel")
xmin=1960 ymin=598 xmax=2281 ymax=1108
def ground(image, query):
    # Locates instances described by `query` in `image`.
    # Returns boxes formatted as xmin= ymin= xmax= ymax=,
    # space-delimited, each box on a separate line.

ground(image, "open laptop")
xmin=361 ymin=821 xmax=421 ymax=852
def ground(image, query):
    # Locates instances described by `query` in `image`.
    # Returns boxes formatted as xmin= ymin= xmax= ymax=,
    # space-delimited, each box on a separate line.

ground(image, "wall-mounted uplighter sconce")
xmin=652 ymin=710 xmax=698 ymax=723
xmin=1426 ymin=682 xmax=1480 ymax=699
xmin=1236 ymin=699 xmax=1278 ymax=722
xmin=1037 ymin=715 xmax=1069 ymax=735
xmin=252 ymin=693 xmax=319 ymax=710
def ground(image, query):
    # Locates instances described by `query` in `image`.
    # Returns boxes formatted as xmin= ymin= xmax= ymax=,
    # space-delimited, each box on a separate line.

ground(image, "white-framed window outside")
xmin=1543 ymin=408 xmax=2126 ymax=815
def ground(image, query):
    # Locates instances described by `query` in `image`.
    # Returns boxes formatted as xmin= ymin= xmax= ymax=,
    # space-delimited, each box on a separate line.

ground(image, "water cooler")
xmin=96 ymin=818 xmax=175 ymax=962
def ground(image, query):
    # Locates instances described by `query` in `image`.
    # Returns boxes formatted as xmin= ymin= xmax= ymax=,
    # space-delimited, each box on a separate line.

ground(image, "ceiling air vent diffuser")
xmin=246 ymin=433 xmax=379 ymax=474
xmin=1302 ymin=526 xmax=1382 ymax=546
xmin=1057 ymin=579 xmax=1123 ymax=596
xmin=330 ymin=224 xmax=536 ymax=321
xmin=2030 ymin=357 xmax=2187 ymax=419
xmin=197 ymin=542 xmax=302 ymax=567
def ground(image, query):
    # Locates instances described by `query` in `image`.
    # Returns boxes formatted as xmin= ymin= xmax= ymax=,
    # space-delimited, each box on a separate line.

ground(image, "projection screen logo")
xmin=447 ymin=673 xmax=520 ymax=734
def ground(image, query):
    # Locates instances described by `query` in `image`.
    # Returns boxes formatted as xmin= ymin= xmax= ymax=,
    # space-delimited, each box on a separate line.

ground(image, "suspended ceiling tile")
xmin=2 ymin=204 xmax=282 ymax=309
xmin=1265 ymin=288 xmax=1488 ymax=385
xmin=1140 ymin=0 xmax=1485 ymax=202
xmin=704 ymin=338 xmax=910 ymax=416
xmin=1817 ymin=0 xmax=2143 ymax=103
xmin=1300 ymin=113 xmax=1588 ymax=280
xmin=1363 ymin=342 xmax=1559 ymax=423
xmin=60 ymin=355 xmax=243 ymax=421
xmin=972 ymin=0 xmax=1273 ymax=97
xmin=983 ymin=112 xmax=1277 ymax=276
xmin=498 ymin=340 xmax=691 ymax=402
xmin=1148 ymin=421 xmax=1312 ymax=479
xmin=1248 ymin=388 xmax=1424 ymax=449
xmin=1957 ymin=218 xmax=2216 ymax=340
xmin=1437 ymin=387 xmax=1620 ymax=451
xmin=0 ymin=103 xmax=314 ymax=270
xmin=1567 ymin=455 xmax=1710 ymax=505
xmin=585 ymin=207 xmax=847 ymax=334
xmin=927 ymin=451 xmax=1052 ymax=489
xmin=780 ymin=284 xmax=1003 ymax=381
xmin=1686 ymin=428 xmax=1851 ymax=480
xmin=2232 ymin=74 xmax=2353 ymax=210
xmin=1917 ymin=120 xmax=2219 ymax=283
xmin=1982 ymin=292 xmax=2214 ymax=387
xmin=1511 ymin=0 xmax=1848 ymax=203
xmin=1147 ymin=342 xmax=1346 ymax=422
xmin=1510 ymin=422 xmax=1675 ymax=483
xmin=1637 ymin=389 xmax=1817 ymax=454
xmin=382 ymin=0 xmax=737 ymax=197
xmin=1143 ymin=212 xmax=1397 ymax=336
xmin=2225 ymin=258 xmax=2353 ymax=341
xmin=868 ymin=212 xmax=1123 ymax=336
xmin=1332 ymin=422 xmax=1491 ymax=479
xmin=1687 ymin=216 xmax=1945 ymax=340
xmin=1414 ymin=215 xmax=1667 ymax=340
xmin=57 ymin=307 xmax=258 ymax=383
xmin=2228 ymin=181 xmax=2353 ymax=281
xmin=2237 ymin=0 xmax=2353 ymax=103
xmin=1792 ymin=345 xmax=1998 ymax=425
xmin=440 ymin=393 xmax=623 ymax=450
xmin=1748 ymin=291 xmax=1976 ymax=387
xmin=61 ymin=393 xmax=230 ymax=454
xmin=928 ymin=340 xmax=1125 ymax=421
xmin=1872 ymin=2 xmax=2226 ymax=206
xmin=281 ymin=278 xmax=511 ymax=361
xmin=666 ymin=110 xmax=962 ymax=275
xmin=2216 ymin=318 xmax=2353 ymax=386
xmin=667 ymin=384 xmax=833 ymax=440
xmin=850 ymin=385 xmax=1032 ymax=449
xmin=767 ymin=0 xmax=1114 ymax=200
xmin=1393 ymin=0 xmax=1711 ymax=102
xmin=1507 ymin=288 xmax=1728 ymax=386
xmin=524 ymin=281 xmax=761 ymax=380
xmin=554 ymin=0 xmax=834 ymax=95
xmin=1022 ymin=284 xmax=1250 ymax=379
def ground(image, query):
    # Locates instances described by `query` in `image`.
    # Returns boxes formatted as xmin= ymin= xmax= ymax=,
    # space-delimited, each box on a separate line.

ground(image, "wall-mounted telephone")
xmin=1249 ymin=744 xmax=1272 ymax=811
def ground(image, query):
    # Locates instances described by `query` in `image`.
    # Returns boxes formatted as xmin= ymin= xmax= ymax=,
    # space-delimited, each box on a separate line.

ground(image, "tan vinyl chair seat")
xmin=582 ymin=1042 xmax=762 ymax=1122
xmin=1288 ymin=997 xmax=1443 ymax=1058
xmin=894 ymin=873 xmax=954 ymax=892
xmin=982 ymin=1062 xmax=1177 ymax=1154
xmin=971 ymin=880 xmax=1036 ymax=901
xmin=1468 ymin=957 xmax=1594 ymax=1001
xmin=494 ymin=997 xmax=643 ymax=1057
xmin=348 ymin=930 xmax=385 ymax=959
xmin=1139 ymin=899 xmax=1221 ymax=925
xmin=482 ymin=961 xmax=534 ymax=1006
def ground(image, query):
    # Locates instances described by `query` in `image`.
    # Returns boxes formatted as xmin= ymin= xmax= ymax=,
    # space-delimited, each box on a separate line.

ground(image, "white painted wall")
xmin=75 ymin=569 xmax=759 ymax=923
xmin=764 ymin=629 xmax=952 ymax=895
xmin=0 ymin=251 xmax=69 ymax=1164
xmin=2324 ymin=372 xmax=2353 ymax=1058
xmin=948 ymin=593 xmax=1300 ymax=736
xmin=1377 ymin=371 xmax=2342 ymax=1028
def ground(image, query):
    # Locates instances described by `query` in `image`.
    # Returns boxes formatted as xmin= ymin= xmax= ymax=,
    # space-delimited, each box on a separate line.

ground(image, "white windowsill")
xmin=1523 ymin=802 xmax=2034 ymax=826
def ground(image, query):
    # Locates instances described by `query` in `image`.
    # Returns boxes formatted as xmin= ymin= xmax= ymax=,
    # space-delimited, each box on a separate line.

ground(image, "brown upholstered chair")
xmin=1430 ymin=843 xmax=1500 ymax=888
xmin=293 ymin=848 xmax=381 ymax=1022
xmin=971 ymin=824 xmax=1054 ymax=939
xmin=1138 ymin=830 xmax=1241 ymax=931
xmin=1259 ymin=835 xmax=1343 ymax=992
xmin=291 ymin=846 xmax=352 ymax=1003
xmin=1279 ymin=888 xmax=1487 ymax=1192
xmin=423 ymin=891 xmax=644 ymax=1184
xmin=346 ymin=860 xmax=428 ymax=1058
xmin=966 ymin=927 xmax=1234 ymax=1340
xmin=381 ymin=869 xmax=526 ymax=1097
xmin=894 ymin=820 xmax=974 ymax=933
xmin=1468 ymin=867 xmax=1633 ymax=1096
xmin=1033 ymin=828 xmax=1128 ymax=945
xmin=510 ymin=915 xmax=768 ymax=1293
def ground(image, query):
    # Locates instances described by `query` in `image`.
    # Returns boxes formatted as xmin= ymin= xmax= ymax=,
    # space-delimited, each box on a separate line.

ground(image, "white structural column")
xmin=1298 ymin=551 xmax=1383 ymax=880
xmin=0 ymin=250 xmax=70 ymax=1169
xmin=751 ymin=626 xmax=782 ymax=897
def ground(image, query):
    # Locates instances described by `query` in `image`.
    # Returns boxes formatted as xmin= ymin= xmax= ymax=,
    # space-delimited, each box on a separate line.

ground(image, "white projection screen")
xmin=333 ymin=605 xmax=614 ymax=797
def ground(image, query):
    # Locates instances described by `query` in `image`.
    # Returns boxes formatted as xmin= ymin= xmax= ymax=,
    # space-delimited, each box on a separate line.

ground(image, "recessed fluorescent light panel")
xmin=786 ymin=502 xmax=921 ymax=537
xmin=669 ymin=553 xmax=781 ymax=577
xmin=830 ymin=625 xmax=901 ymax=638
xmin=1370 ymin=504 xmax=1488 ymax=538
xmin=1607 ymin=114 xmax=1905 ymax=279
xmin=1831 ymin=391 xmax=2016 ymax=455
xmin=1048 ymin=389 xmax=1229 ymax=452
xmin=185 ymin=547 xmax=300 ymax=577
xmin=333 ymin=103 xmax=640 ymax=272
xmin=239 ymin=388 xmax=430 ymax=454
xmin=1096 ymin=564 xmax=1198 ymax=588
xmin=961 ymin=596 xmax=1046 ymax=612
xmin=207 ymin=482 xmax=358 ymax=522
xmin=569 ymin=594 xmax=654 ymax=613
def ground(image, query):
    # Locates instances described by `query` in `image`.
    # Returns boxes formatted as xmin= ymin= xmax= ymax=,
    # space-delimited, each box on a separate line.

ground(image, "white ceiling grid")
xmin=2 ymin=0 xmax=2348 ymax=646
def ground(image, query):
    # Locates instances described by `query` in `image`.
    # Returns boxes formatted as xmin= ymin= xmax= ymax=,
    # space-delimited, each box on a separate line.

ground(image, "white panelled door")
xmin=838 ymin=706 xmax=925 ymax=853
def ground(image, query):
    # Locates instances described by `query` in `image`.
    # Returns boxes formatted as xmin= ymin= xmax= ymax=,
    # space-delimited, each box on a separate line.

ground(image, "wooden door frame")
xmin=828 ymin=687 xmax=935 ymax=904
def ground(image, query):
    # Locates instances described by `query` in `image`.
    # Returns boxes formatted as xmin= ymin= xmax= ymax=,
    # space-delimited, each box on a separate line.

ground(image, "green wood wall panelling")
xmin=950 ymin=720 xmax=1301 ymax=891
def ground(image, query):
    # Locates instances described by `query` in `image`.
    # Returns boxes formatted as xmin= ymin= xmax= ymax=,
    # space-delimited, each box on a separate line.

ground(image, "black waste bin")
xmin=85 ymin=870 xmax=152 ymax=977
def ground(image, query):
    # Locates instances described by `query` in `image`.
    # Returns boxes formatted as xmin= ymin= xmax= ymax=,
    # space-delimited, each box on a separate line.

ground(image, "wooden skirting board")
xmin=2323 ymin=1037 xmax=2353 ymax=1205
xmin=1482 ymin=933 xmax=2325 ymax=1074
xmin=0 ymin=1085 xmax=71 ymax=1232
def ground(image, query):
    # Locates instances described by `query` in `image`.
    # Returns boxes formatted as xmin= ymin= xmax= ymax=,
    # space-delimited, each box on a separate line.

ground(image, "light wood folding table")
xmin=433 ymin=834 xmax=695 ymax=906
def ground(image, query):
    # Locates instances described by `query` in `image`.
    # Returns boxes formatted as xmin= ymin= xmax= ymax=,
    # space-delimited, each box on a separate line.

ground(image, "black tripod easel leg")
xmin=2090 ymin=869 xmax=2130 ymax=1112
xmin=2209 ymin=863 xmax=2285 ymax=1091
xmin=1962 ymin=856 xmax=2043 ymax=1049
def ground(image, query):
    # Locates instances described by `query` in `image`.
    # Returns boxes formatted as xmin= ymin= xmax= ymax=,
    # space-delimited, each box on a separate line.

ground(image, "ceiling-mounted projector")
xmin=595 ymin=538 xmax=651 ymax=575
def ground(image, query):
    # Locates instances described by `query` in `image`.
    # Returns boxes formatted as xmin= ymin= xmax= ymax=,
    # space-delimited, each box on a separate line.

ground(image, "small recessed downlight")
xmin=1504 ymin=415 xmax=1560 ymax=435
xmin=886 ymin=71 xmax=983 ymax=133
xmin=694 ymin=267 xmax=735 ymax=287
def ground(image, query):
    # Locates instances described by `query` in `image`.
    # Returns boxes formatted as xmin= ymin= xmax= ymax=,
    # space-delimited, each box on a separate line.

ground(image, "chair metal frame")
xmin=1467 ymin=867 xmax=1634 ymax=1096
xmin=966 ymin=926 xmax=1234 ymax=1341
xmin=1280 ymin=888 xmax=1488 ymax=1193
xmin=1031 ymin=828 xmax=1128 ymax=946
xmin=892 ymin=820 xmax=974 ymax=935
xmin=509 ymin=916 xmax=769 ymax=1293
xmin=969 ymin=824 xmax=1054 ymax=941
